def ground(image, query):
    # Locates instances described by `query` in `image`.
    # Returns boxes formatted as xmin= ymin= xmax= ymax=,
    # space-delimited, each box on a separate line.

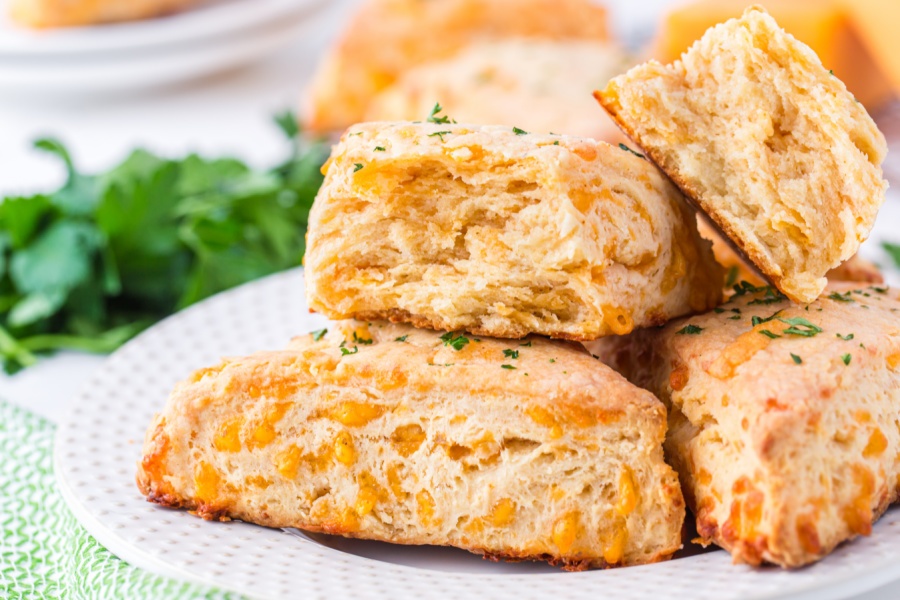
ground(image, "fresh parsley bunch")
xmin=0 ymin=111 xmax=327 ymax=374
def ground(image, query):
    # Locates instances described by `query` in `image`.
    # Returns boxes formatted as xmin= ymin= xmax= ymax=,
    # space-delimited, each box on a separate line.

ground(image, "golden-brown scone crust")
xmin=9 ymin=0 xmax=197 ymax=27
xmin=595 ymin=283 xmax=900 ymax=568
xmin=304 ymin=0 xmax=609 ymax=132
xmin=365 ymin=39 xmax=629 ymax=142
xmin=696 ymin=217 xmax=884 ymax=289
xmin=595 ymin=6 xmax=888 ymax=305
xmin=137 ymin=321 xmax=685 ymax=570
xmin=305 ymin=122 xmax=723 ymax=341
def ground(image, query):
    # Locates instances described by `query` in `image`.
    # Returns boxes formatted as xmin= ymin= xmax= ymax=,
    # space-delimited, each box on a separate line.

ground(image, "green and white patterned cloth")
xmin=0 ymin=400 xmax=240 ymax=600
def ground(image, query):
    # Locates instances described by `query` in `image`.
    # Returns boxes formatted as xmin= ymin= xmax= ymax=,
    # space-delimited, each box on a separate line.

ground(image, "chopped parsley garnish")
xmin=520 ymin=341 xmax=532 ymax=347
xmin=871 ymin=286 xmax=888 ymax=294
xmin=836 ymin=333 xmax=854 ymax=341
xmin=884 ymin=242 xmax=900 ymax=268
xmin=731 ymin=308 xmax=741 ymax=313
xmin=311 ymin=328 xmax=327 ymax=341
xmin=439 ymin=331 xmax=470 ymax=351
xmin=549 ymin=358 xmax=556 ymax=363
xmin=751 ymin=311 xmax=782 ymax=327
xmin=725 ymin=266 xmax=740 ymax=288
xmin=348 ymin=131 xmax=363 ymax=136
xmin=340 ymin=346 xmax=359 ymax=356
xmin=828 ymin=69 xmax=835 ymax=76
xmin=828 ymin=291 xmax=854 ymax=302
xmin=353 ymin=163 xmax=364 ymax=172
xmin=428 ymin=131 xmax=452 ymax=142
xmin=841 ymin=353 xmax=852 ymax=365
xmin=374 ymin=146 xmax=386 ymax=152
xmin=777 ymin=317 xmax=823 ymax=337
xmin=790 ymin=353 xmax=803 ymax=364
xmin=503 ymin=349 xmax=519 ymax=360
xmin=552 ymin=141 xmax=560 ymax=146
xmin=427 ymin=103 xmax=455 ymax=124
xmin=747 ymin=287 xmax=788 ymax=305
xmin=728 ymin=315 xmax=741 ymax=320
xmin=759 ymin=329 xmax=781 ymax=339
xmin=618 ymin=143 xmax=645 ymax=159
xmin=501 ymin=364 xmax=517 ymax=370
xmin=428 ymin=362 xmax=454 ymax=367
xmin=676 ymin=324 xmax=703 ymax=335
xmin=352 ymin=331 xmax=373 ymax=345
xmin=512 ymin=127 xmax=529 ymax=135
xmin=395 ymin=335 xmax=409 ymax=342
xmin=732 ymin=281 xmax=770 ymax=296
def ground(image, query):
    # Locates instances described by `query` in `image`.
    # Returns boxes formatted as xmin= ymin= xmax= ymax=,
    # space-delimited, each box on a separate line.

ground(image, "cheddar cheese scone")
xmin=304 ymin=0 xmax=609 ymax=132
xmin=597 ymin=284 xmax=900 ymax=567
xmin=9 ymin=0 xmax=197 ymax=27
xmin=595 ymin=7 xmax=889 ymax=304
xmin=366 ymin=39 xmax=629 ymax=141
xmin=138 ymin=321 xmax=685 ymax=570
xmin=305 ymin=123 xmax=723 ymax=341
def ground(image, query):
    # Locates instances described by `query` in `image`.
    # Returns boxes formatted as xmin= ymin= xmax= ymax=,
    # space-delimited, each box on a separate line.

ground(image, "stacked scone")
xmin=137 ymin=6 xmax=895 ymax=571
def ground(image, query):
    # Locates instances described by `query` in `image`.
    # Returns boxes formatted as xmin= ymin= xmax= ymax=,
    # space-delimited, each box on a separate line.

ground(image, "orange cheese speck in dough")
xmin=552 ymin=512 xmax=581 ymax=554
xmin=491 ymin=499 xmax=516 ymax=527
xmin=615 ymin=466 xmax=639 ymax=516
xmin=526 ymin=405 xmax=563 ymax=439
xmin=863 ymin=428 xmax=888 ymax=458
xmin=334 ymin=430 xmax=356 ymax=466
xmin=417 ymin=490 xmax=438 ymax=526
xmin=248 ymin=403 xmax=291 ymax=449
xmin=213 ymin=418 xmax=243 ymax=453
xmin=329 ymin=401 xmax=385 ymax=427
xmin=603 ymin=518 xmax=628 ymax=565
xmin=275 ymin=444 xmax=303 ymax=479
xmin=194 ymin=462 xmax=221 ymax=504
xmin=390 ymin=423 xmax=426 ymax=457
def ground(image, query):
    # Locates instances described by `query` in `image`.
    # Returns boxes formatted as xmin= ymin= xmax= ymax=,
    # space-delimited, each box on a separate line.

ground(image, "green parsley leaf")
xmin=512 ymin=127 xmax=529 ymax=136
xmin=676 ymin=324 xmax=703 ymax=335
xmin=828 ymin=291 xmax=854 ymax=302
xmin=395 ymin=335 xmax=409 ymax=342
xmin=439 ymin=331 xmax=470 ymax=351
xmin=501 ymin=364 xmax=516 ymax=370
xmin=618 ymin=143 xmax=645 ymax=159
xmin=549 ymin=358 xmax=556 ymax=363
xmin=725 ymin=265 xmax=739 ymax=288
xmin=714 ymin=307 xmax=725 ymax=314
xmin=520 ymin=340 xmax=532 ymax=347
xmin=842 ymin=353 xmax=852 ymax=365
xmin=428 ymin=131 xmax=452 ymax=142
xmin=311 ymin=328 xmax=327 ymax=341
xmin=790 ymin=353 xmax=802 ymax=364
xmin=341 ymin=346 xmax=359 ymax=356
xmin=353 ymin=163 xmax=364 ymax=172
xmin=374 ymin=146 xmax=386 ymax=152
xmin=777 ymin=317 xmax=823 ymax=337
xmin=503 ymin=349 xmax=519 ymax=360
xmin=759 ymin=329 xmax=781 ymax=339
xmin=883 ymin=242 xmax=900 ymax=268
xmin=871 ymin=286 xmax=888 ymax=294
xmin=836 ymin=333 xmax=854 ymax=341
xmin=426 ymin=103 xmax=456 ymax=124
xmin=728 ymin=315 xmax=741 ymax=320
xmin=552 ymin=141 xmax=560 ymax=146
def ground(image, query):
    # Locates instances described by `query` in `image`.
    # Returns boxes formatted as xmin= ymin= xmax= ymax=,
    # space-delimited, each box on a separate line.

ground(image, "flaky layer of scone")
xmin=304 ymin=0 xmax=609 ymax=132
xmin=696 ymin=217 xmax=884 ymax=290
xmin=595 ymin=284 xmax=900 ymax=568
xmin=9 ymin=0 xmax=196 ymax=27
xmin=595 ymin=6 xmax=888 ymax=304
xmin=365 ymin=39 xmax=628 ymax=141
xmin=305 ymin=122 xmax=722 ymax=341
xmin=137 ymin=321 xmax=685 ymax=570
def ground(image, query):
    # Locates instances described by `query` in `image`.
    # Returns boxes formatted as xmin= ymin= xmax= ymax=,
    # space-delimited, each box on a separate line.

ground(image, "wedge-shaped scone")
xmin=305 ymin=123 xmax=723 ymax=341
xmin=137 ymin=321 xmax=685 ymax=569
xmin=9 ymin=0 xmax=196 ymax=27
xmin=305 ymin=0 xmax=609 ymax=132
xmin=597 ymin=284 xmax=900 ymax=567
xmin=366 ymin=39 xmax=628 ymax=141
xmin=595 ymin=6 xmax=889 ymax=304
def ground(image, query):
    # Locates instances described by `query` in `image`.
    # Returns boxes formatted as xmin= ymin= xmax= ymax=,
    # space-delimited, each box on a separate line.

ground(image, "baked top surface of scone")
xmin=9 ymin=0 xmax=196 ymax=27
xmin=596 ymin=283 xmax=900 ymax=568
xmin=305 ymin=122 xmax=723 ymax=341
xmin=365 ymin=38 xmax=628 ymax=141
xmin=304 ymin=0 xmax=609 ymax=132
xmin=137 ymin=321 xmax=685 ymax=570
xmin=595 ymin=6 xmax=889 ymax=305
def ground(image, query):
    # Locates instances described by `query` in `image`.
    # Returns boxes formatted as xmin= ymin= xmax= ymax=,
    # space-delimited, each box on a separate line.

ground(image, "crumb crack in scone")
xmin=595 ymin=6 xmax=888 ymax=304
xmin=305 ymin=122 xmax=722 ymax=340
xmin=137 ymin=321 xmax=685 ymax=569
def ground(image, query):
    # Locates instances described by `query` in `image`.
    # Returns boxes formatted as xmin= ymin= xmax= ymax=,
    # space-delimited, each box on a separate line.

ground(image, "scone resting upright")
xmin=595 ymin=6 xmax=889 ymax=304
xmin=305 ymin=122 xmax=722 ymax=341
xmin=597 ymin=284 xmax=900 ymax=568
xmin=137 ymin=321 xmax=685 ymax=570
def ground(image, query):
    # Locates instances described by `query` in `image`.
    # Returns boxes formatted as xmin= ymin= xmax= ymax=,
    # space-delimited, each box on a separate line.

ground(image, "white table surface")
xmin=0 ymin=0 xmax=899 ymax=597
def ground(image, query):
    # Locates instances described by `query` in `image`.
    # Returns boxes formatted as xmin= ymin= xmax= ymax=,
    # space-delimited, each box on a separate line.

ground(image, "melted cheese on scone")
xmin=137 ymin=321 xmax=685 ymax=570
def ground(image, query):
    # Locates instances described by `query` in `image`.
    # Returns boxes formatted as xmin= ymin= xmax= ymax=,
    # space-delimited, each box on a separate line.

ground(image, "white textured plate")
xmin=0 ymin=0 xmax=322 ymax=57
xmin=54 ymin=266 xmax=900 ymax=600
